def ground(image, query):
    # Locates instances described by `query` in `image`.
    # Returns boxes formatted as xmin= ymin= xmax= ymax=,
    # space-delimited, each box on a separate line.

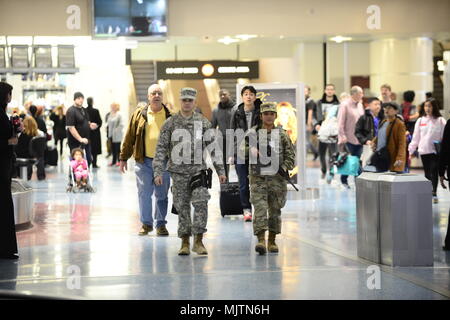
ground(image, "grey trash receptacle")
xmin=378 ymin=174 xmax=433 ymax=267
xmin=355 ymin=172 xmax=388 ymax=263
xmin=11 ymin=178 xmax=34 ymax=229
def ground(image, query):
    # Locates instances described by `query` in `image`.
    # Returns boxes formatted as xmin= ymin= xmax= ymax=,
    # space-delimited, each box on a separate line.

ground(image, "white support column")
xmin=343 ymin=41 xmax=350 ymax=92
xmin=370 ymin=38 xmax=433 ymax=102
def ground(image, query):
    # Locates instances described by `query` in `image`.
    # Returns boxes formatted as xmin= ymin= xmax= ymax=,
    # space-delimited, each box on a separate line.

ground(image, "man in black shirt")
xmin=66 ymin=92 xmax=98 ymax=165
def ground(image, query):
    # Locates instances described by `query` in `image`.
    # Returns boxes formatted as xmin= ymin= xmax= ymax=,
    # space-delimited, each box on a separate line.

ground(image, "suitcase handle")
xmin=225 ymin=164 xmax=239 ymax=184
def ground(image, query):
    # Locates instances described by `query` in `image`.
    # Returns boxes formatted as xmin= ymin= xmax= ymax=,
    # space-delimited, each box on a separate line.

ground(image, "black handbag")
xmin=369 ymin=118 xmax=396 ymax=172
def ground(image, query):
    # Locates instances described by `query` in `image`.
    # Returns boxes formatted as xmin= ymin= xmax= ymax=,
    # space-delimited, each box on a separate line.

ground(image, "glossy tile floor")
xmin=1 ymin=153 xmax=450 ymax=300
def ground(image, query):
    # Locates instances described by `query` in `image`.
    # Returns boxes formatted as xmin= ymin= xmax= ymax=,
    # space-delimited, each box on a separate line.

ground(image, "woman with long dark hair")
xmin=50 ymin=105 xmax=67 ymax=156
xmin=409 ymin=98 xmax=446 ymax=203
xmin=0 ymin=81 xmax=19 ymax=259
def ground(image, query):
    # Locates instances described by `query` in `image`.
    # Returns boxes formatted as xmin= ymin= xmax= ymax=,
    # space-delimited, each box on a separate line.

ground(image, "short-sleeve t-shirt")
xmin=66 ymin=105 xmax=90 ymax=147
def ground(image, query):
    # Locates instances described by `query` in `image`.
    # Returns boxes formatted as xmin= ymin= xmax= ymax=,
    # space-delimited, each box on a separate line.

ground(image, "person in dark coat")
xmin=50 ymin=105 xmax=67 ymax=156
xmin=0 ymin=81 xmax=19 ymax=259
xmin=355 ymin=97 xmax=385 ymax=145
xmin=229 ymin=85 xmax=262 ymax=222
xmin=86 ymin=97 xmax=102 ymax=168
xmin=438 ymin=118 xmax=450 ymax=251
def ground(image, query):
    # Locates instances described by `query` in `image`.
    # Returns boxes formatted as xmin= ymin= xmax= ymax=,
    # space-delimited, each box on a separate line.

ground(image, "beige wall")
xmin=132 ymin=43 xmax=176 ymax=61
xmin=168 ymin=0 xmax=450 ymax=37
xmin=1 ymin=0 xmax=449 ymax=37
xmin=0 ymin=0 xmax=91 ymax=36
xmin=131 ymin=40 xmax=298 ymax=61
xmin=327 ymin=42 xmax=371 ymax=96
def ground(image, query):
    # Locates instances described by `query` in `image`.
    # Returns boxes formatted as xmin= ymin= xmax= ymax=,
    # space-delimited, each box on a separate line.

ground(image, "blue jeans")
xmin=235 ymin=162 xmax=252 ymax=210
xmin=340 ymin=142 xmax=363 ymax=185
xmin=135 ymin=157 xmax=170 ymax=227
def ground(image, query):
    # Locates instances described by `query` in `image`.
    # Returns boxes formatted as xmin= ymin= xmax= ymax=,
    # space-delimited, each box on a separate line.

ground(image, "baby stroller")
xmin=66 ymin=148 xmax=95 ymax=193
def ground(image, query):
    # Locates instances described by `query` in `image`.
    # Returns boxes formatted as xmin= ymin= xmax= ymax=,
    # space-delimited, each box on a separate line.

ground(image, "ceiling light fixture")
xmin=329 ymin=36 xmax=352 ymax=43
xmin=218 ymin=36 xmax=240 ymax=45
xmin=235 ymin=34 xmax=258 ymax=41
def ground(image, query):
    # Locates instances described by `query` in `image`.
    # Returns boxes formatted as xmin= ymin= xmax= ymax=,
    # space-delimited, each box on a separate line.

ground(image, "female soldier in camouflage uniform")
xmin=242 ymin=102 xmax=296 ymax=255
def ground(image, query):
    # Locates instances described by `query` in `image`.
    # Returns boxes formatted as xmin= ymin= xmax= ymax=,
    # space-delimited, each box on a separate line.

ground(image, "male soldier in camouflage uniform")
xmin=242 ymin=102 xmax=296 ymax=255
xmin=153 ymin=88 xmax=227 ymax=256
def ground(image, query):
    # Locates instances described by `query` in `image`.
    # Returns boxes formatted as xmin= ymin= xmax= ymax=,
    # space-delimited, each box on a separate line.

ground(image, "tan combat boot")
xmin=268 ymin=231 xmax=279 ymax=253
xmin=255 ymin=231 xmax=267 ymax=255
xmin=192 ymin=234 xmax=208 ymax=255
xmin=178 ymin=235 xmax=190 ymax=255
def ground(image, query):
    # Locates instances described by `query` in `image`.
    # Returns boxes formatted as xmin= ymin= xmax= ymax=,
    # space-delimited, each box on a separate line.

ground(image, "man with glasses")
xmin=120 ymin=84 xmax=171 ymax=237
xmin=153 ymin=87 xmax=227 ymax=256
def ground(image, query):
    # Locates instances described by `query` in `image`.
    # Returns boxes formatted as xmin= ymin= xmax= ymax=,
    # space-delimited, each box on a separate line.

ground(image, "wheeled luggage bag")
xmin=220 ymin=165 xmax=243 ymax=217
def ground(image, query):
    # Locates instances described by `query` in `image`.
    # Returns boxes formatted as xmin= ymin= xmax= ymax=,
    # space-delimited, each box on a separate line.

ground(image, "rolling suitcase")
xmin=220 ymin=165 xmax=243 ymax=217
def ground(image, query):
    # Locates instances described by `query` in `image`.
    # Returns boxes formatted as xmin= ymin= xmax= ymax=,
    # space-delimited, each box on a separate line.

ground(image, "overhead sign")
xmin=156 ymin=60 xmax=259 ymax=80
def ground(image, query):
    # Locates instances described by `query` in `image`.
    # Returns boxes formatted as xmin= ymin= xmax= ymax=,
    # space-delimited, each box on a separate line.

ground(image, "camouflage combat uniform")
xmin=243 ymin=125 xmax=296 ymax=235
xmin=153 ymin=112 xmax=225 ymax=238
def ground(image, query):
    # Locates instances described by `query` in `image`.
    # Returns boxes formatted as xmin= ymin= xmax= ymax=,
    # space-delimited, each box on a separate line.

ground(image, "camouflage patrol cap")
xmin=180 ymin=87 xmax=197 ymax=100
xmin=260 ymin=102 xmax=277 ymax=114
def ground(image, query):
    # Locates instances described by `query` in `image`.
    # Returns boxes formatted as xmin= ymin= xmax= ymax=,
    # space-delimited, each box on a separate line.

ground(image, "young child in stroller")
xmin=67 ymin=148 xmax=94 ymax=192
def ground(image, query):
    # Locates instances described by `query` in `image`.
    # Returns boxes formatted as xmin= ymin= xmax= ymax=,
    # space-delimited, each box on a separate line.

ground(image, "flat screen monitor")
xmin=34 ymin=46 xmax=52 ymax=68
xmin=11 ymin=45 xmax=29 ymax=68
xmin=93 ymin=0 xmax=168 ymax=38
xmin=58 ymin=45 xmax=75 ymax=68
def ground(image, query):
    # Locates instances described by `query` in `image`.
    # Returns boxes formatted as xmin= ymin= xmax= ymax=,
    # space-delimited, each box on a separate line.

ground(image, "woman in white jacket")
xmin=107 ymin=103 xmax=124 ymax=166
xmin=408 ymin=98 xmax=446 ymax=203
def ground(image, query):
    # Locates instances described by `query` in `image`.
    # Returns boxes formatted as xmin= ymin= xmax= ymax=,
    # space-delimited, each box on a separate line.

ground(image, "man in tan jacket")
xmin=119 ymin=84 xmax=172 ymax=236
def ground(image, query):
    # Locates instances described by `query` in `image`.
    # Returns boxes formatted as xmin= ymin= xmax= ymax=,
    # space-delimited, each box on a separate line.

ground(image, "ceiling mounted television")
xmin=93 ymin=0 xmax=168 ymax=38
